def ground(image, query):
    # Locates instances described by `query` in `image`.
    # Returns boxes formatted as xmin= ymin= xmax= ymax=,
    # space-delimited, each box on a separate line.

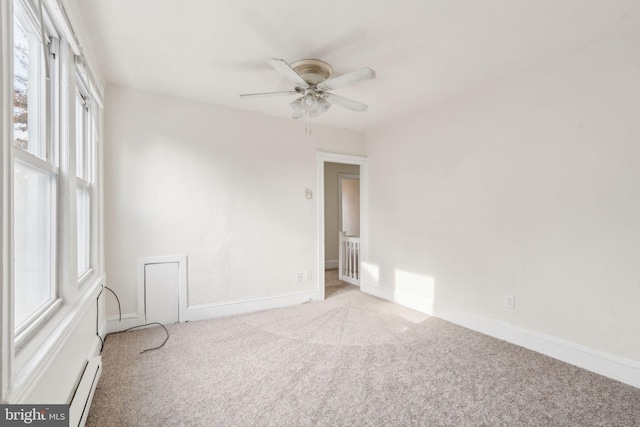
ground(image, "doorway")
xmin=317 ymin=153 xmax=368 ymax=301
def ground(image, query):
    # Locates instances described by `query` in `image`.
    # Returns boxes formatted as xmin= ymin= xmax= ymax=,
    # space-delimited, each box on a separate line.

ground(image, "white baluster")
xmin=347 ymin=242 xmax=351 ymax=279
xmin=345 ymin=241 xmax=349 ymax=279
xmin=352 ymin=242 xmax=355 ymax=280
xmin=337 ymin=234 xmax=361 ymax=285
xmin=345 ymin=242 xmax=348 ymax=279
xmin=352 ymin=243 xmax=356 ymax=279
xmin=338 ymin=232 xmax=344 ymax=281
xmin=352 ymin=243 xmax=356 ymax=280
xmin=350 ymin=242 xmax=354 ymax=279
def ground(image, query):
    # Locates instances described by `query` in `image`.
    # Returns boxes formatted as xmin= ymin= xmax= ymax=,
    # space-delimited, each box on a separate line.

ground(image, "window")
xmin=13 ymin=12 xmax=46 ymax=158
xmin=75 ymin=84 xmax=93 ymax=279
xmin=12 ymin=1 xmax=58 ymax=333
xmin=5 ymin=0 xmax=104 ymax=400
xmin=13 ymin=161 xmax=56 ymax=328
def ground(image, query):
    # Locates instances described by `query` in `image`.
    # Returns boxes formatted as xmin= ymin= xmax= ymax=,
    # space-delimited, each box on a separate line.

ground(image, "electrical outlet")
xmin=296 ymin=272 xmax=303 ymax=283
xmin=305 ymin=270 xmax=312 ymax=281
xmin=504 ymin=295 xmax=515 ymax=309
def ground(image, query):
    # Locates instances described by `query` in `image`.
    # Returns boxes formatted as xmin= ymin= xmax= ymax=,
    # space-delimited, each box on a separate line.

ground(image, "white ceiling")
xmin=74 ymin=0 xmax=640 ymax=132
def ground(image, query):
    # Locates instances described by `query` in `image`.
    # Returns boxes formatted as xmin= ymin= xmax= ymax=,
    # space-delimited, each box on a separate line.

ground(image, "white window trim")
xmin=14 ymin=147 xmax=58 ymax=175
xmin=1 ymin=0 xmax=16 ymax=403
xmin=12 ymin=158 xmax=59 ymax=333
xmin=75 ymin=74 xmax=95 ymax=284
xmin=2 ymin=0 xmax=105 ymax=403
xmin=14 ymin=297 xmax=62 ymax=348
xmin=12 ymin=0 xmax=60 ymax=341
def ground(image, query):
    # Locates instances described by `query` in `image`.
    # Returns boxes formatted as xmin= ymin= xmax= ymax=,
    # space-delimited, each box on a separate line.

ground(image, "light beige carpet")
xmin=87 ymin=270 xmax=640 ymax=426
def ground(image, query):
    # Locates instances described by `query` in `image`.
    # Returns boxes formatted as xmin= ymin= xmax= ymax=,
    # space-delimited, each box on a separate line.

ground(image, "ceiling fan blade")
xmin=325 ymin=93 xmax=368 ymax=112
xmin=239 ymin=91 xmax=298 ymax=99
xmin=318 ymin=67 xmax=376 ymax=91
xmin=268 ymin=58 xmax=308 ymax=87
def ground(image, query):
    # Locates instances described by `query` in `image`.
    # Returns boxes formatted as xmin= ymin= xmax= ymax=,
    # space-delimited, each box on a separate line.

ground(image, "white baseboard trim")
xmin=184 ymin=291 xmax=318 ymax=322
xmin=361 ymin=281 xmax=640 ymax=389
xmin=106 ymin=313 xmax=141 ymax=334
xmin=325 ymin=260 xmax=339 ymax=270
xmin=361 ymin=281 xmax=435 ymax=314
xmin=106 ymin=291 xmax=319 ymax=331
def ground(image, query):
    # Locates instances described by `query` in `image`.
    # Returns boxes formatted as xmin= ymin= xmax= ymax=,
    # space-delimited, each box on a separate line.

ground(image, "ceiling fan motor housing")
xmin=291 ymin=59 xmax=333 ymax=84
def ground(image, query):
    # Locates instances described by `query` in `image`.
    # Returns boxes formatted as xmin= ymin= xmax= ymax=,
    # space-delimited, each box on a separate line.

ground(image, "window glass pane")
xmin=14 ymin=161 xmax=55 ymax=328
xmin=13 ymin=15 xmax=45 ymax=160
xmin=76 ymin=93 xmax=85 ymax=178
xmin=13 ymin=17 xmax=29 ymax=151
xmin=77 ymin=187 xmax=90 ymax=275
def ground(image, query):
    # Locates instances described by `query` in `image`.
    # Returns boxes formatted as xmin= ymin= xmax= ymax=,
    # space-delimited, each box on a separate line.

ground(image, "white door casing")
xmin=317 ymin=152 xmax=368 ymax=301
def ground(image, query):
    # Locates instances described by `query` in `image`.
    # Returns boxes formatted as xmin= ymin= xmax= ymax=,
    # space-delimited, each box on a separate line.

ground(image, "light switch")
xmin=305 ymin=189 xmax=313 ymax=199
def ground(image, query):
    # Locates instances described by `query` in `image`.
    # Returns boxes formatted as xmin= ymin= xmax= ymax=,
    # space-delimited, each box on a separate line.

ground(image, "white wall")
xmin=323 ymin=163 xmax=360 ymax=264
xmin=104 ymin=85 xmax=365 ymax=319
xmin=365 ymin=36 xmax=640 ymax=364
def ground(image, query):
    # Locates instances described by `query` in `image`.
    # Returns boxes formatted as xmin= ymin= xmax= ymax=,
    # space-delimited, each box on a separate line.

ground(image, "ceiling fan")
xmin=240 ymin=58 xmax=376 ymax=120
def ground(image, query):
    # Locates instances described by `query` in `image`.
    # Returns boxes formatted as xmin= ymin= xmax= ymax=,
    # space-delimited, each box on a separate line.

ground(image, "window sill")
xmin=78 ymin=267 xmax=94 ymax=287
xmin=10 ymin=274 xmax=105 ymax=403
xmin=15 ymin=298 xmax=63 ymax=350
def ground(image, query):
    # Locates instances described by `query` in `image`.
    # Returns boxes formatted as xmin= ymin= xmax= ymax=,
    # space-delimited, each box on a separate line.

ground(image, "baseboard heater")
xmin=69 ymin=356 xmax=102 ymax=427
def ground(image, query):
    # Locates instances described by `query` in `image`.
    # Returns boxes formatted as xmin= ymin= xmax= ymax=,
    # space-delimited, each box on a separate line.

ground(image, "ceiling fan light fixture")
xmin=301 ymin=94 xmax=317 ymax=112
xmin=290 ymin=98 xmax=305 ymax=119
xmin=316 ymin=98 xmax=331 ymax=115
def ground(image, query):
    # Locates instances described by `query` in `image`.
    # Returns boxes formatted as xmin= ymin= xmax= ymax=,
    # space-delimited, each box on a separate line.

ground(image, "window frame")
xmin=12 ymin=0 xmax=62 ymax=345
xmin=2 ymin=0 xmax=105 ymax=403
xmin=12 ymin=154 xmax=59 ymax=338
xmin=75 ymin=74 xmax=95 ymax=284
xmin=12 ymin=5 xmax=47 ymax=161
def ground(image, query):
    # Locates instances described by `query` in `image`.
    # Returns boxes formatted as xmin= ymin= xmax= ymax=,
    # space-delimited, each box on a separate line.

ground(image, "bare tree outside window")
xmin=14 ymin=17 xmax=29 ymax=150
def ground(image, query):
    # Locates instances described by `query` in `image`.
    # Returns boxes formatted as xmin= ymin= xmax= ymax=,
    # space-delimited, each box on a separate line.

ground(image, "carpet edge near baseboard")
xmin=360 ymin=280 xmax=640 ymax=390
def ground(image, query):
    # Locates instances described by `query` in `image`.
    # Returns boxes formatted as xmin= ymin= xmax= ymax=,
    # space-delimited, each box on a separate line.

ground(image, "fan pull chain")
xmin=305 ymin=112 xmax=312 ymax=135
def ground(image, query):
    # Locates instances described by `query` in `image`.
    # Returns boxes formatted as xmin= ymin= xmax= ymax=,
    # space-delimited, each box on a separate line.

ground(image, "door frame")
xmin=316 ymin=152 xmax=368 ymax=301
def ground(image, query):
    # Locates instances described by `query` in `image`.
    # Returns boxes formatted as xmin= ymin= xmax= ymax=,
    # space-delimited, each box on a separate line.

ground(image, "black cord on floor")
xmin=112 ymin=322 xmax=170 ymax=354
xmin=101 ymin=286 xmax=169 ymax=354
xmin=104 ymin=286 xmax=122 ymax=322
xmin=97 ymin=330 xmax=104 ymax=351
xmin=96 ymin=287 xmax=105 ymax=352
